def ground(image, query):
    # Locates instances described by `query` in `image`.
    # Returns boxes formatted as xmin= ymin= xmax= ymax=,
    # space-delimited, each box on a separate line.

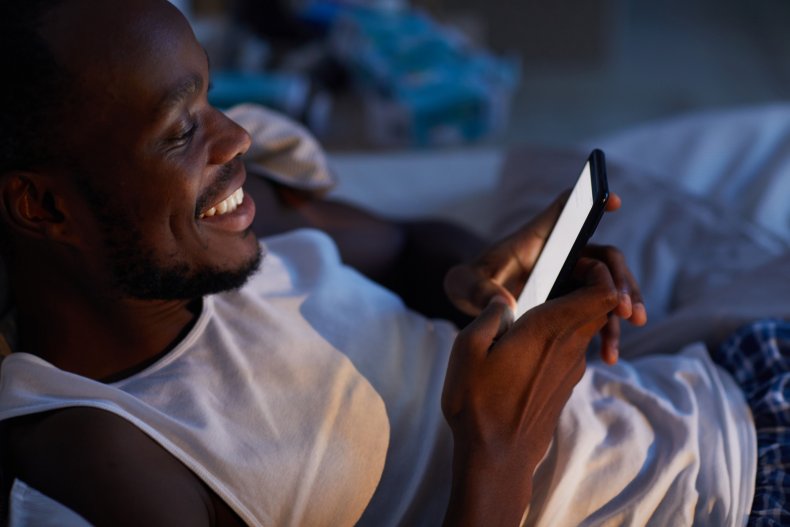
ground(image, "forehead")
xmin=42 ymin=0 xmax=205 ymax=124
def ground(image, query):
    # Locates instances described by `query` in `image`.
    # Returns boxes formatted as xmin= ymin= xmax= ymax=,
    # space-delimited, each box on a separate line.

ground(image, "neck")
xmin=13 ymin=268 xmax=201 ymax=381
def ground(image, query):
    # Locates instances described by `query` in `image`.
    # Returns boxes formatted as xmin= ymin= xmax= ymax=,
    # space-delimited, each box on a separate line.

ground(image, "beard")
xmin=76 ymin=176 xmax=262 ymax=301
xmin=104 ymin=230 xmax=263 ymax=300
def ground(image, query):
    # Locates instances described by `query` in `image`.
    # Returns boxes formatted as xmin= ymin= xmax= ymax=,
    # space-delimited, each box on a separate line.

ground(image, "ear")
xmin=0 ymin=171 xmax=75 ymax=244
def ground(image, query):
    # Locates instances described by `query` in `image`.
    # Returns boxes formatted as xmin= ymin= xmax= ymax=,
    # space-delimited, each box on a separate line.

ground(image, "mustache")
xmin=195 ymin=159 xmax=240 ymax=217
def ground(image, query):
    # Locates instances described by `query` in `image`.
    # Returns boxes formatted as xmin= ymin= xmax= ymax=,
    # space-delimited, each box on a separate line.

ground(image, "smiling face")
xmin=41 ymin=0 xmax=262 ymax=299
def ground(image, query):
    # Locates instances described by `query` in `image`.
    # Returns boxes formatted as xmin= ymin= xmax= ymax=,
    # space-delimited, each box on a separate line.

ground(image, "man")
xmin=0 ymin=0 xmax=768 ymax=525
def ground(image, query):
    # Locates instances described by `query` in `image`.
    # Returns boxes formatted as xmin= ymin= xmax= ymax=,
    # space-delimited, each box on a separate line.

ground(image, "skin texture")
xmin=440 ymin=196 xmax=646 ymax=525
xmin=0 ymin=0 xmax=646 ymax=524
xmin=2 ymin=0 xmax=258 ymax=380
xmin=444 ymin=192 xmax=647 ymax=364
xmin=246 ymin=175 xmax=483 ymax=327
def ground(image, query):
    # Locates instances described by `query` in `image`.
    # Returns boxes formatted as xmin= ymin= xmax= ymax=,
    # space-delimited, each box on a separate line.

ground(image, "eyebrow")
xmin=155 ymin=73 xmax=203 ymax=116
xmin=154 ymin=49 xmax=211 ymax=117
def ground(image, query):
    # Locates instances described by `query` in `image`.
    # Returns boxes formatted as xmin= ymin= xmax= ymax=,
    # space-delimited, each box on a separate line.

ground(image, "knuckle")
xmin=603 ymin=245 xmax=625 ymax=266
xmin=457 ymin=325 xmax=490 ymax=353
xmin=587 ymin=263 xmax=619 ymax=307
xmin=589 ymin=259 xmax=613 ymax=280
xmin=471 ymin=282 xmax=493 ymax=309
xmin=535 ymin=311 xmax=565 ymax=343
xmin=600 ymin=285 xmax=620 ymax=309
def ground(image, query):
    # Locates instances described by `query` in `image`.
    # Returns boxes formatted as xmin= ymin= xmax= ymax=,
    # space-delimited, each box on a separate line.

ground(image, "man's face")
xmin=43 ymin=0 xmax=261 ymax=299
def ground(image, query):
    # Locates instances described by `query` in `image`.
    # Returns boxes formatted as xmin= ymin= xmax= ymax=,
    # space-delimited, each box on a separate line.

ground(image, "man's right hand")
xmin=441 ymin=258 xmax=620 ymax=527
xmin=444 ymin=192 xmax=647 ymax=365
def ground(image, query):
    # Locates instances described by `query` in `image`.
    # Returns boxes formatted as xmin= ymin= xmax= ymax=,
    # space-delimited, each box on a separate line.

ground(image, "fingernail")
xmin=607 ymin=342 xmax=619 ymax=364
xmin=488 ymin=294 xmax=510 ymax=307
xmin=489 ymin=294 xmax=517 ymax=315
xmin=633 ymin=302 xmax=648 ymax=322
xmin=487 ymin=295 xmax=515 ymax=339
xmin=619 ymin=291 xmax=632 ymax=312
xmin=496 ymin=307 xmax=515 ymax=339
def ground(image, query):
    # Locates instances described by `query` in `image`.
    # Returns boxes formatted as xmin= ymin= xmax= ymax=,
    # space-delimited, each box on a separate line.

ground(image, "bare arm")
xmin=441 ymin=260 xmax=620 ymax=526
xmin=439 ymin=194 xmax=647 ymax=525
xmin=1 ymin=408 xmax=243 ymax=527
xmin=246 ymin=174 xmax=485 ymax=325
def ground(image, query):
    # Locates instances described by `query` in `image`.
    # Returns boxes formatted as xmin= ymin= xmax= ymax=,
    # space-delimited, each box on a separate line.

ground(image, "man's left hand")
xmin=443 ymin=192 xmax=647 ymax=364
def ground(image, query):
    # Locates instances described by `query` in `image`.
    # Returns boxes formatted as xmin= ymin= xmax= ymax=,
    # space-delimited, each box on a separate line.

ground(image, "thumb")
xmin=443 ymin=297 xmax=514 ymax=416
xmin=445 ymin=265 xmax=517 ymax=316
xmin=456 ymin=296 xmax=515 ymax=356
xmin=550 ymin=258 xmax=619 ymax=333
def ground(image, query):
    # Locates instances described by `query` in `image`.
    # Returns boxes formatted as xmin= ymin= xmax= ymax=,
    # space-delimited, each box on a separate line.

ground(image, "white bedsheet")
xmin=4 ymin=105 xmax=785 ymax=525
xmin=329 ymin=103 xmax=790 ymax=357
xmin=329 ymin=146 xmax=504 ymax=237
xmin=586 ymin=103 xmax=790 ymax=244
xmin=526 ymin=344 xmax=755 ymax=527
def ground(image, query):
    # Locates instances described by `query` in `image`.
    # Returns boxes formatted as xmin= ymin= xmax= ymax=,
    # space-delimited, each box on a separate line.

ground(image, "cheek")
xmin=87 ymin=136 xmax=209 ymax=236
xmin=95 ymin=177 xmax=198 ymax=250
xmin=133 ymin=156 xmax=205 ymax=214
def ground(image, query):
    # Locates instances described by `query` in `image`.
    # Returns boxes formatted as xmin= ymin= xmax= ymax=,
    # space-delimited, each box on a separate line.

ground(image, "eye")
xmin=169 ymin=121 xmax=199 ymax=148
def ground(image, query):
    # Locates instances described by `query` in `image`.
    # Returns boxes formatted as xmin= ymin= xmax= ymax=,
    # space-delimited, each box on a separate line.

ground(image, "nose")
xmin=207 ymin=109 xmax=252 ymax=166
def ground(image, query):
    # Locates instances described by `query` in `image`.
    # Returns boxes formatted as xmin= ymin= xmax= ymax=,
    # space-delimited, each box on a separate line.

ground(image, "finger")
xmin=443 ymin=298 xmax=513 ymax=417
xmin=625 ymin=277 xmax=648 ymax=326
xmin=630 ymin=301 xmax=648 ymax=327
xmin=505 ymin=258 xmax=618 ymax=348
xmin=499 ymin=190 xmax=570 ymax=259
xmin=559 ymin=258 xmax=620 ymax=331
xmin=599 ymin=315 xmax=620 ymax=365
xmin=456 ymin=191 xmax=575 ymax=310
xmin=521 ymin=190 xmax=571 ymax=243
xmin=494 ymin=191 xmax=572 ymax=287
xmin=605 ymin=192 xmax=622 ymax=212
xmin=583 ymin=245 xmax=646 ymax=325
xmin=444 ymin=265 xmax=517 ymax=316
xmin=619 ymin=275 xmax=647 ymax=326
xmin=583 ymin=245 xmax=632 ymax=317
xmin=453 ymin=297 xmax=515 ymax=359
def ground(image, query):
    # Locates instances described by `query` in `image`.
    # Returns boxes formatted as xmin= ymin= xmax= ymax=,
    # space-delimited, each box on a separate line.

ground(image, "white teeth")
xmin=199 ymin=187 xmax=244 ymax=219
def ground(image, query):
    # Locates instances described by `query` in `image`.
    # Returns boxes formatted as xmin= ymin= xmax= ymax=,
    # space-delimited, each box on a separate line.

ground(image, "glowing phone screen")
xmin=515 ymin=162 xmax=595 ymax=317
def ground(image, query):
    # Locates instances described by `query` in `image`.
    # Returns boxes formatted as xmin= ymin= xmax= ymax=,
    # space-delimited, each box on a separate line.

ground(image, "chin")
xmin=114 ymin=242 xmax=264 ymax=301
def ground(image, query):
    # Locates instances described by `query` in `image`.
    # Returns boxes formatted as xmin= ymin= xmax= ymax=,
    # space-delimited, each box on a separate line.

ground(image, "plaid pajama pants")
xmin=711 ymin=319 xmax=790 ymax=526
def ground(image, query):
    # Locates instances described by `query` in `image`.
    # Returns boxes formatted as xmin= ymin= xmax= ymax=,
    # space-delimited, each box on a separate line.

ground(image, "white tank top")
xmin=0 ymin=229 xmax=755 ymax=526
xmin=0 ymin=229 xmax=458 ymax=526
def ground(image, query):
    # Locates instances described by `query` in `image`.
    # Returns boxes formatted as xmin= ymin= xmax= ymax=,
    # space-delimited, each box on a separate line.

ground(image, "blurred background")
xmin=170 ymin=0 xmax=790 ymax=150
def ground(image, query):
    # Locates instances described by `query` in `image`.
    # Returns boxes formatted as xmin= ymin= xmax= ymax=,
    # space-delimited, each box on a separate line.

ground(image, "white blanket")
xmin=2 ymin=230 xmax=756 ymax=526
xmin=527 ymin=344 xmax=754 ymax=526
xmin=330 ymin=104 xmax=790 ymax=357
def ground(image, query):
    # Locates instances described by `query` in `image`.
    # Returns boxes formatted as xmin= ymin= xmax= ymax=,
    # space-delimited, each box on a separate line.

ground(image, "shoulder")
xmin=1 ymin=407 xmax=236 ymax=526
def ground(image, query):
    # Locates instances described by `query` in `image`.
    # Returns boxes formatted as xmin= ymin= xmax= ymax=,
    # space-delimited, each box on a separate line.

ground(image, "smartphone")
xmin=514 ymin=149 xmax=609 ymax=318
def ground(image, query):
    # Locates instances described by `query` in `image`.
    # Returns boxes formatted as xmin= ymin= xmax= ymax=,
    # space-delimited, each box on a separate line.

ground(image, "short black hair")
xmin=0 ymin=0 xmax=69 ymax=173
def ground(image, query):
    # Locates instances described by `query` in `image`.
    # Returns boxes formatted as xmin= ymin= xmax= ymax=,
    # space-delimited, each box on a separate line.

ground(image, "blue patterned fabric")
xmin=712 ymin=319 xmax=790 ymax=527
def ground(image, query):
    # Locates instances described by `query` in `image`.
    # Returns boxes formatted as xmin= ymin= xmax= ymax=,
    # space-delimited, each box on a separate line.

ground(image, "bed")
xmin=327 ymin=103 xmax=790 ymax=358
xmin=2 ymin=103 xmax=789 ymax=525
xmin=4 ymin=103 xmax=783 ymax=355
xmin=323 ymin=107 xmax=790 ymax=524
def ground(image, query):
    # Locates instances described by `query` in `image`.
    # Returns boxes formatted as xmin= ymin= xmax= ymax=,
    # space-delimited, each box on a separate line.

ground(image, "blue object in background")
xmin=209 ymin=71 xmax=309 ymax=117
xmin=328 ymin=6 xmax=520 ymax=146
